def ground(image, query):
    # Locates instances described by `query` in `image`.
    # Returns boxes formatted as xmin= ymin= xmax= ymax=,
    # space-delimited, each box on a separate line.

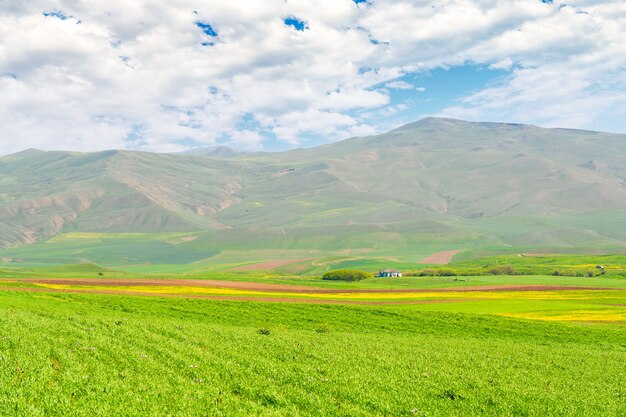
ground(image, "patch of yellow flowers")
xmin=31 ymin=283 xmax=626 ymax=324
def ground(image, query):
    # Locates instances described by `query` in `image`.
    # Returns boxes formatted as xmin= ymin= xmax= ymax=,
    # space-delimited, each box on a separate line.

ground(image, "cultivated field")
xmin=1 ymin=276 xmax=626 ymax=323
xmin=1 ymin=268 xmax=625 ymax=416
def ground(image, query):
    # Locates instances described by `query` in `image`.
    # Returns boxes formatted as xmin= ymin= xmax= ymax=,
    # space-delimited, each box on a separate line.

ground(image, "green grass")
xmin=1 ymin=290 xmax=625 ymax=416
xmin=412 ymin=253 xmax=626 ymax=279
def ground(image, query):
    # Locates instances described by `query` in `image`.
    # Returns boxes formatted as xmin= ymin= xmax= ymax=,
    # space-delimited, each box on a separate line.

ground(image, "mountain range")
xmin=2 ymin=117 xmax=626 ymax=267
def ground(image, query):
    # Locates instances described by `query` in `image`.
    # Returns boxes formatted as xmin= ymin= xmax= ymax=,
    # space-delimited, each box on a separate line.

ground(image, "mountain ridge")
xmin=2 ymin=117 xmax=626 ymax=253
xmin=5 ymin=117 xmax=618 ymax=159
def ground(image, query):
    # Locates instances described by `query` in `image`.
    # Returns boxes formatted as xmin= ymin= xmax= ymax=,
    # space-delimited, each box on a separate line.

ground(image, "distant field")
xmin=3 ymin=234 xmax=626 ymax=279
xmin=447 ymin=253 xmax=626 ymax=275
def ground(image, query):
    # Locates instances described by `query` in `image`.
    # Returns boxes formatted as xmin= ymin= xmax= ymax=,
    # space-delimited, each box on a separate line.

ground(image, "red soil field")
xmin=418 ymin=250 xmax=460 ymax=264
xmin=232 ymin=258 xmax=310 ymax=271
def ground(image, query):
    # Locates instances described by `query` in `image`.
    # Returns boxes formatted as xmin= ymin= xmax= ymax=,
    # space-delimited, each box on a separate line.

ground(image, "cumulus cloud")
xmin=0 ymin=0 xmax=624 ymax=154
xmin=385 ymin=81 xmax=414 ymax=90
xmin=439 ymin=2 xmax=626 ymax=129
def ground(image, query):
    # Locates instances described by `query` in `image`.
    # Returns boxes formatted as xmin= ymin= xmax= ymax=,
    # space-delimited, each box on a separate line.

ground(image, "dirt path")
xmin=418 ymin=250 xmax=460 ymax=264
xmin=232 ymin=258 xmax=310 ymax=271
xmin=13 ymin=278 xmax=317 ymax=292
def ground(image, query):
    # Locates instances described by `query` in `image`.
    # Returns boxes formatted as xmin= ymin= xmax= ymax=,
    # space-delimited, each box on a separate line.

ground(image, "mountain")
xmin=0 ymin=149 xmax=244 ymax=246
xmin=181 ymin=146 xmax=249 ymax=158
xmin=2 ymin=117 xmax=626 ymax=264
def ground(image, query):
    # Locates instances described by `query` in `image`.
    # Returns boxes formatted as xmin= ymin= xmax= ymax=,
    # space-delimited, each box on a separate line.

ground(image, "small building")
xmin=377 ymin=269 xmax=402 ymax=278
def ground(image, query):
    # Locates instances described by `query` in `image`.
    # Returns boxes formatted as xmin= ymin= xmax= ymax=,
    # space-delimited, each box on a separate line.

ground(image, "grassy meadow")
xmin=1 ymin=289 xmax=625 ymax=417
xmin=1 ymin=248 xmax=626 ymax=416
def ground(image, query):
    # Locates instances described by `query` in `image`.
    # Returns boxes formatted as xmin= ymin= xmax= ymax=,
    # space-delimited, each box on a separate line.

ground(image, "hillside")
xmin=1 ymin=117 xmax=626 ymax=265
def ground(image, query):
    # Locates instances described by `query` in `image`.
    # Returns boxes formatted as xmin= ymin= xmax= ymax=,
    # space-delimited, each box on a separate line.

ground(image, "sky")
xmin=1 ymin=0 xmax=625 ymax=155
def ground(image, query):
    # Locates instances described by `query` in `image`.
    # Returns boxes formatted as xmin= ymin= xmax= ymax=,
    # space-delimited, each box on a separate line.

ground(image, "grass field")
xmin=1 ymin=271 xmax=626 ymax=416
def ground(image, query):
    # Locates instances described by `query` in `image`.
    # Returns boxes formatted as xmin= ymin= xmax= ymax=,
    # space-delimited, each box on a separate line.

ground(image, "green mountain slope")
xmin=0 ymin=149 xmax=244 ymax=247
xmin=1 ymin=117 xmax=626 ymax=265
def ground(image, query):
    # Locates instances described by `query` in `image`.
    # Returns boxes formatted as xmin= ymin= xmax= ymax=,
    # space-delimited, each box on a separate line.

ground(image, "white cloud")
xmin=272 ymin=109 xmax=357 ymax=144
xmin=0 ymin=0 xmax=625 ymax=155
xmin=229 ymin=130 xmax=265 ymax=150
xmin=385 ymin=80 xmax=413 ymax=90
xmin=439 ymin=2 xmax=626 ymax=131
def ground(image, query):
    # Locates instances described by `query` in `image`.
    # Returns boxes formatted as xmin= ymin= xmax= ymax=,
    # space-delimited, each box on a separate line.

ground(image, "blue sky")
xmin=388 ymin=66 xmax=509 ymax=119
xmin=260 ymin=65 xmax=510 ymax=150
xmin=0 ymin=1 xmax=625 ymax=154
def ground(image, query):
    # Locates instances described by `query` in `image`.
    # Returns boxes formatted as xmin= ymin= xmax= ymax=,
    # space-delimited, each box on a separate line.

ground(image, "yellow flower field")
xmin=22 ymin=281 xmax=626 ymax=324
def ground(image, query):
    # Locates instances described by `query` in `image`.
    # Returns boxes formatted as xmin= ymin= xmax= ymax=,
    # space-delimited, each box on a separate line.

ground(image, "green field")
xmin=2 ymin=250 xmax=626 ymax=416
xmin=1 ymin=268 xmax=626 ymax=416
xmin=3 ymin=240 xmax=626 ymax=280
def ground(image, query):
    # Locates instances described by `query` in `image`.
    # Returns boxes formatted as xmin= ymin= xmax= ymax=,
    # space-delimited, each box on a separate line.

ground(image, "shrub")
xmin=487 ymin=265 xmax=520 ymax=275
xmin=315 ymin=324 xmax=330 ymax=333
xmin=438 ymin=389 xmax=464 ymax=401
xmin=462 ymin=268 xmax=487 ymax=276
xmin=322 ymin=269 xmax=370 ymax=281
xmin=436 ymin=268 xmax=457 ymax=277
